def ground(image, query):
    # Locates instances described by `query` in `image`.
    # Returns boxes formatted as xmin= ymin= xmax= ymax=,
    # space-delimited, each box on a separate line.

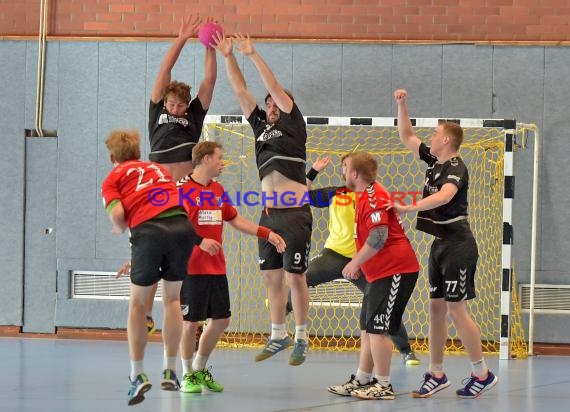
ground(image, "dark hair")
xmin=163 ymin=80 xmax=191 ymax=103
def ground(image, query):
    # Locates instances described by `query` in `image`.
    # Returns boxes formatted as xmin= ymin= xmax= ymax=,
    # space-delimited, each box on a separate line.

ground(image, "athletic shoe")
xmin=456 ymin=371 xmax=498 ymax=398
xmin=127 ymin=373 xmax=152 ymax=406
xmin=402 ymin=351 xmax=420 ymax=366
xmin=255 ymin=336 xmax=293 ymax=362
xmin=160 ymin=368 xmax=180 ymax=391
xmin=193 ymin=368 xmax=224 ymax=392
xmin=351 ymin=383 xmax=395 ymax=400
xmin=412 ymin=372 xmax=451 ymax=398
xmin=146 ymin=316 xmax=156 ymax=336
xmin=288 ymin=339 xmax=309 ymax=366
xmin=327 ymin=375 xmax=378 ymax=396
xmin=180 ymin=372 xmax=202 ymax=394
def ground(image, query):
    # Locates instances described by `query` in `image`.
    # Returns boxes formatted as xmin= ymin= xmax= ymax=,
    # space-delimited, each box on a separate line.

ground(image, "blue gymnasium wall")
xmin=0 ymin=40 xmax=568 ymax=343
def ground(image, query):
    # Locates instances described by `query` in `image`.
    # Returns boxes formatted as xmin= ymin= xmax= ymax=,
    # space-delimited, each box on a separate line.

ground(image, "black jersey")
xmin=247 ymin=103 xmax=307 ymax=185
xmin=416 ymin=142 xmax=473 ymax=240
xmin=148 ymin=98 xmax=207 ymax=163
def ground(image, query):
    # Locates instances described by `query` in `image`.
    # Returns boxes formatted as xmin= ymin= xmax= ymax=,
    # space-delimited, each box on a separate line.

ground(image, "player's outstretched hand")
xmin=267 ymin=232 xmax=286 ymax=254
xmin=115 ymin=260 xmax=131 ymax=279
xmin=213 ymin=31 xmax=233 ymax=57
xmin=179 ymin=15 xmax=202 ymax=40
xmin=385 ymin=202 xmax=414 ymax=214
xmin=199 ymin=238 xmax=222 ymax=256
xmin=312 ymin=156 xmax=332 ymax=172
xmin=234 ymin=33 xmax=254 ymax=56
xmin=394 ymin=89 xmax=407 ymax=103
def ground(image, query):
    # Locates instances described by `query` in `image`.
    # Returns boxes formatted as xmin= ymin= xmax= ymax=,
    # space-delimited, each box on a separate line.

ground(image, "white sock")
xmin=294 ymin=324 xmax=307 ymax=341
xmin=376 ymin=375 xmax=390 ymax=387
xmin=192 ymin=354 xmax=208 ymax=371
xmin=130 ymin=360 xmax=144 ymax=381
xmin=181 ymin=358 xmax=193 ymax=376
xmin=471 ymin=358 xmax=488 ymax=379
xmin=429 ymin=363 xmax=444 ymax=376
xmin=270 ymin=323 xmax=288 ymax=340
xmin=163 ymin=353 xmax=177 ymax=372
xmin=355 ymin=369 xmax=372 ymax=384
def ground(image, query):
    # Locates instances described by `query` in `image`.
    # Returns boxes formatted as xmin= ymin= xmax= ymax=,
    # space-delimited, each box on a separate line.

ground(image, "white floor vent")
xmin=519 ymin=283 xmax=570 ymax=313
xmin=71 ymin=271 xmax=162 ymax=300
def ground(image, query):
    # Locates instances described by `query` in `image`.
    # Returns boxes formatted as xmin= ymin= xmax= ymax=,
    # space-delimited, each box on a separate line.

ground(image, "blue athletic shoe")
xmin=128 ymin=373 xmax=152 ymax=406
xmin=255 ymin=336 xmax=293 ymax=362
xmin=456 ymin=371 xmax=498 ymax=398
xmin=160 ymin=368 xmax=180 ymax=391
xmin=288 ymin=339 xmax=309 ymax=366
xmin=412 ymin=372 xmax=450 ymax=398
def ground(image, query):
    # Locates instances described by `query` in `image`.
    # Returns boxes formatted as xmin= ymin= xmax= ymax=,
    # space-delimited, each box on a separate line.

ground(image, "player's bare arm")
xmin=394 ymin=89 xmax=422 ymax=155
xmin=214 ymin=32 xmax=256 ymax=118
xmin=151 ymin=15 xmax=202 ymax=103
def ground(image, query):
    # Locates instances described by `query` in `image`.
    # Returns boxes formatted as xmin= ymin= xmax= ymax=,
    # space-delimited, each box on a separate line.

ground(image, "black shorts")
xmin=360 ymin=272 xmax=418 ymax=335
xmin=130 ymin=215 xmax=196 ymax=287
xmin=307 ymin=248 xmax=367 ymax=293
xmin=180 ymin=275 xmax=231 ymax=322
xmin=428 ymin=236 xmax=478 ymax=301
xmin=258 ymin=204 xmax=312 ymax=274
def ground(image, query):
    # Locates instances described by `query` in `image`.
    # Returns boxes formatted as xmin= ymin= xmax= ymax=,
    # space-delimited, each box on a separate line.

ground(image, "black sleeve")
xmin=247 ymin=106 xmax=268 ymax=138
xmin=307 ymin=186 xmax=342 ymax=208
xmin=148 ymin=100 xmax=162 ymax=135
xmin=442 ymin=161 xmax=468 ymax=190
xmin=418 ymin=142 xmax=437 ymax=166
xmin=188 ymin=97 xmax=208 ymax=132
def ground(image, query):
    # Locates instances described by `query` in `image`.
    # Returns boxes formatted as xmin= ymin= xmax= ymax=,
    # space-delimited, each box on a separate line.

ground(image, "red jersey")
xmin=178 ymin=175 xmax=238 ymax=275
xmin=354 ymin=182 xmax=419 ymax=282
xmin=101 ymin=160 xmax=181 ymax=228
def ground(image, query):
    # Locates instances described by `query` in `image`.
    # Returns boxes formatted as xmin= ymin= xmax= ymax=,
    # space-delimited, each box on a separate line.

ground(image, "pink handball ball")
xmin=198 ymin=22 xmax=223 ymax=47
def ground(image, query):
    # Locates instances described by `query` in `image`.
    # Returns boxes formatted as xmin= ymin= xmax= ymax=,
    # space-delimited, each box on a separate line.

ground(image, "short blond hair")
xmin=345 ymin=151 xmax=378 ymax=184
xmin=192 ymin=141 xmax=223 ymax=168
xmin=105 ymin=130 xmax=141 ymax=163
xmin=441 ymin=121 xmax=464 ymax=150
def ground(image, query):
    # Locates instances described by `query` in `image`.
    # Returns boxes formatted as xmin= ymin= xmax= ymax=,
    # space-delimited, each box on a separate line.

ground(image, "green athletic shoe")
xmin=193 ymin=368 xmax=224 ymax=392
xmin=180 ymin=372 xmax=202 ymax=394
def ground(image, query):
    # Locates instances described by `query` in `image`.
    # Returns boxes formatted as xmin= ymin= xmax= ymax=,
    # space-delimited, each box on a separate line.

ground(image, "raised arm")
xmin=151 ymin=15 xmax=201 ymax=104
xmin=213 ymin=32 xmax=257 ymax=117
xmin=234 ymin=33 xmax=293 ymax=114
xmin=196 ymin=47 xmax=217 ymax=110
xmin=394 ymin=89 xmax=422 ymax=156
xmin=305 ymin=156 xmax=331 ymax=189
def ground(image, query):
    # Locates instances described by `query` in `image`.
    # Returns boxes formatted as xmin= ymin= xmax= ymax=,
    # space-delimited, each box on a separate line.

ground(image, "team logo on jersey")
xmin=370 ymin=211 xmax=381 ymax=223
xmin=158 ymin=113 xmax=189 ymax=127
xmin=434 ymin=172 xmax=441 ymax=180
xmin=447 ymin=174 xmax=461 ymax=182
xmin=257 ymin=125 xmax=283 ymax=142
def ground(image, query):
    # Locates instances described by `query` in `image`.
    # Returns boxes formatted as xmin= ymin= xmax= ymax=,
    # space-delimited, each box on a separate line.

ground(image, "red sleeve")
xmin=101 ymin=172 xmax=121 ymax=208
xmin=361 ymin=204 xmax=389 ymax=232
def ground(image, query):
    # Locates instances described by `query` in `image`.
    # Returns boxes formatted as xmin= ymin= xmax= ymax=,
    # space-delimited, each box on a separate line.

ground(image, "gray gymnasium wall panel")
xmin=341 ymin=44 xmax=393 ymax=117
xmin=0 ymin=41 xmax=26 ymax=325
xmin=57 ymin=42 xmax=100 ymax=260
xmin=541 ymin=46 xmax=570 ymax=276
xmin=493 ymin=47 xmax=545 ymax=280
xmin=441 ymin=45 xmax=493 ymax=119
xmin=293 ymin=44 xmax=343 ymax=117
xmin=95 ymin=42 xmax=147 ymax=260
xmin=391 ymin=45 xmax=443 ymax=118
